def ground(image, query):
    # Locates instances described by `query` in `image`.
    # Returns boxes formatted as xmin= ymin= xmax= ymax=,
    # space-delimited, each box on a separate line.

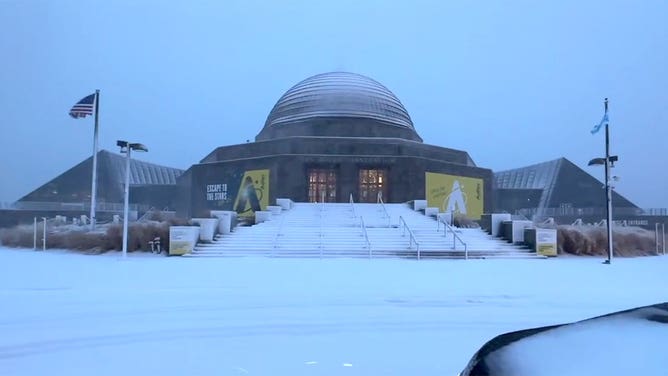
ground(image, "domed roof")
xmin=264 ymin=72 xmax=415 ymax=130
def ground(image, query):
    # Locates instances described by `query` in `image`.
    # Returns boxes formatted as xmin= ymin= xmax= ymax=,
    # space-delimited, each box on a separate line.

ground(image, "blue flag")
xmin=591 ymin=113 xmax=608 ymax=134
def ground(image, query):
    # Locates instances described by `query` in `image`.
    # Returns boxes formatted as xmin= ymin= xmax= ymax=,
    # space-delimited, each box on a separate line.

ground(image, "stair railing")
xmin=272 ymin=212 xmax=287 ymax=256
xmin=138 ymin=207 xmax=156 ymax=222
xmin=319 ymin=205 xmax=323 ymax=258
xmin=377 ymin=192 xmax=391 ymax=227
xmin=656 ymin=223 xmax=666 ymax=255
xmin=320 ymin=191 xmax=326 ymax=212
xmin=438 ymin=215 xmax=468 ymax=260
xmin=360 ymin=216 xmax=371 ymax=258
xmin=399 ymin=216 xmax=421 ymax=260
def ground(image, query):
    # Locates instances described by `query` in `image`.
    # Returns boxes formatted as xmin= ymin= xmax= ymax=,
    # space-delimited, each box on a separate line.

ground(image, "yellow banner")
xmin=233 ymin=169 xmax=269 ymax=217
xmin=425 ymin=172 xmax=484 ymax=220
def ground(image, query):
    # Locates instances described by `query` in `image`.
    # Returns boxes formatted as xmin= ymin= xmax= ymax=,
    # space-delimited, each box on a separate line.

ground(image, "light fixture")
xmin=117 ymin=140 xmax=148 ymax=258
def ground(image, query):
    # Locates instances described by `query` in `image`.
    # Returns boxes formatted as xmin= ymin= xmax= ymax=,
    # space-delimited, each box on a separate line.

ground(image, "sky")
xmin=1 ymin=0 xmax=666 ymax=208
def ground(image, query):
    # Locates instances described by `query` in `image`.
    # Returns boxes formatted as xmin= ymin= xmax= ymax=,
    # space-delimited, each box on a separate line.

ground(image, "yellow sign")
xmin=169 ymin=241 xmax=192 ymax=256
xmin=536 ymin=229 xmax=558 ymax=257
xmin=233 ymin=169 xmax=269 ymax=217
xmin=425 ymin=172 xmax=484 ymax=220
xmin=538 ymin=244 xmax=557 ymax=257
xmin=169 ymin=226 xmax=199 ymax=256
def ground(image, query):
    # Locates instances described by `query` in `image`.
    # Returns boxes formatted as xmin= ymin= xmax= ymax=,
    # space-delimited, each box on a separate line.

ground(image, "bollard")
xmin=42 ymin=217 xmax=47 ymax=251
xmin=33 ymin=217 xmax=37 ymax=250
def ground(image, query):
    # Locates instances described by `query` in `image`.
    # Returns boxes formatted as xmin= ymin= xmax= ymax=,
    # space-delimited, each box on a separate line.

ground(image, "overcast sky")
xmin=1 ymin=0 xmax=666 ymax=209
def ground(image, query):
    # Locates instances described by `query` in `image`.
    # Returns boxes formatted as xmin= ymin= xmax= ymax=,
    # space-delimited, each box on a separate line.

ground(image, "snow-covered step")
xmin=192 ymin=202 xmax=544 ymax=259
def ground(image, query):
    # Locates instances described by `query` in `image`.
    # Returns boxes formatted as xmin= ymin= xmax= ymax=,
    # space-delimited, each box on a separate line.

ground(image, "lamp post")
xmin=117 ymin=140 xmax=148 ymax=258
xmin=587 ymin=99 xmax=617 ymax=264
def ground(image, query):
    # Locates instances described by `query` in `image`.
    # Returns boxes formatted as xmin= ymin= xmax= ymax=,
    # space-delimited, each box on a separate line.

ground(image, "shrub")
xmin=0 ymin=224 xmax=37 ymax=248
xmin=557 ymin=225 xmax=657 ymax=256
xmin=452 ymin=214 xmax=479 ymax=228
xmin=0 ymin=217 xmax=193 ymax=253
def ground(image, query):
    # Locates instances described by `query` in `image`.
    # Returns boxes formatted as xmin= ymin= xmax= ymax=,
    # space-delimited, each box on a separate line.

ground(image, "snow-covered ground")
xmin=0 ymin=247 xmax=666 ymax=376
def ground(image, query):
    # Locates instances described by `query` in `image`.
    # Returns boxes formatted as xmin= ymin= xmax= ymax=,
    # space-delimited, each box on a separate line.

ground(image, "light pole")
xmin=588 ymin=98 xmax=617 ymax=264
xmin=117 ymin=140 xmax=148 ymax=258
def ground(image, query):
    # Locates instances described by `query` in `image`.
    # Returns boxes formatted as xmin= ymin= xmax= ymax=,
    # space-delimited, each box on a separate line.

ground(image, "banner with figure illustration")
xmin=233 ymin=169 xmax=269 ymax=217
xmin=425 ymin=172 xmax=484 ymax=220
xmin=205 ymin=169 xmax=269 ymax=217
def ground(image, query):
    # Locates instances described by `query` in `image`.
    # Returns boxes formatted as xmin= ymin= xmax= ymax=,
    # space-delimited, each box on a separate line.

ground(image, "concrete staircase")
xmin=192 ymin=202 xmax=545 ymax=259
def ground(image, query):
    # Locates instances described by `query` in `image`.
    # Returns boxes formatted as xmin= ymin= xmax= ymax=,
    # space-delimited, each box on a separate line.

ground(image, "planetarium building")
xmin=176 ymin=72 xmax=492 ymax=220
xmin=6 ymin=71 xmax=659 ymax=230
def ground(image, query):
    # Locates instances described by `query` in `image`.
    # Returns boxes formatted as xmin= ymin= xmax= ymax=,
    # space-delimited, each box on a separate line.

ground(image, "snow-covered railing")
xmin=137 ymin=207 xmax=156 ymax=222
xmin=319 ymin=192 xmax=326 ymax=213
xmin=272 ymin=214 xmax=287 ymax=256
xmin=4 ymin=201 xmax=147 ymax=212
xmin=438 ymin=216 xmax=468 ymax=260
xmin=518 ymin=206 xmax=668 ymax=217
xmin=377 ymin=193 xmax=391 ymax=227
xmin=319 ymin=206 xmax=323 ymax=258
xmin=656 ymin=223 xmax=666 ymax=255
xmin=360 ymin=216 xmax=371 ymax=258
xmin=399 ymin=215 xmax=420 ymax=260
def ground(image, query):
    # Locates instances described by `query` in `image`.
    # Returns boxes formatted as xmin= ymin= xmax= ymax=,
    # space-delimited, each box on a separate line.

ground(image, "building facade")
xmin=177 ymin=72 xmax=493 ymax=220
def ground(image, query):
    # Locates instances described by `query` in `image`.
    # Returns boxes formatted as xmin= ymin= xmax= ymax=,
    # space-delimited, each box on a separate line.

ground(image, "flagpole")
xmin=603 ymin=98 xmax=613 ymax=264
xmin=90 ymin=89 xmax=100 ymax=230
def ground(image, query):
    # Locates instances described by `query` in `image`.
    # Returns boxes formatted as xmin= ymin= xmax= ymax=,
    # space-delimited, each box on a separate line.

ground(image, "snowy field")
xmin=0 ymin=248 xmax=666 ymax=376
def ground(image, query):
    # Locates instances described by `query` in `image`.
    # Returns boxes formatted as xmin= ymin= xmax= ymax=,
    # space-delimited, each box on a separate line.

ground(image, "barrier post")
xmin=42 ymin=217 xmax=47 ymax=251
xmin=33 ymin=217 xmax=37 ymax=250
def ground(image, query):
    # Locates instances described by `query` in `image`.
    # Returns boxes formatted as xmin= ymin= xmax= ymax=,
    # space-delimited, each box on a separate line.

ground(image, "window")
xmin=358 ymin=169 xmax=388 ymax=203
xmin=308 ymin=169 xmax=337 ymax=203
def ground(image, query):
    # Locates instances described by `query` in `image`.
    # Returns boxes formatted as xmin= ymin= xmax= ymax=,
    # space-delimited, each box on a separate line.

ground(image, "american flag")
xmin=69 ymin=93 xmax=96 ymax=119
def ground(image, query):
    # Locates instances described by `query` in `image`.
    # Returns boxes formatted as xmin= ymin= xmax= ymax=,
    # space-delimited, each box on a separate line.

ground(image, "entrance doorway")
xmin=358 ymin=169 xmax=388 ymax=203
xmin=308 ymin=168 xmax=337 ymax=202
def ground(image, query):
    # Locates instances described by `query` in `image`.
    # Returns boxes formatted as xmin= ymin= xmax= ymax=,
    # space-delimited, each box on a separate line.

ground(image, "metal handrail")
xmin=512 ymin=212 xmax=531 ymax=221
xmin=272 ymin=213 xmax=287 ymax=255
xmin=4 ymin=201 xmax=147 ymax=212
xmin=517 ymin=206 xmax=668 ymax=217
xmin=360 ymin=216 xmax=371 ymax=258
xmin=319 ymin=191 xmax=326 ymax=212
xmin=656 ymin=223 xmax=666 ymax=255
xmin=377 ymin=193 xmax=391 ymax=227
xmin=399 ymin=215 xmax=421 ymax=260
xmin=138 ymin=207 xmax=156 ymax=222
xmin=438 ymin=216 xmax=468 ymax=260
xmin=319 ymin=205 xmax=323 ymax=258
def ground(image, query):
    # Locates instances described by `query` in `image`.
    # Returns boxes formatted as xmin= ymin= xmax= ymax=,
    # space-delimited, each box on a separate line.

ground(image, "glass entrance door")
xmin=358 ymin=169 xmax=387 ymax=203
xmin=308 ymin=169 xmax=337 ymax=203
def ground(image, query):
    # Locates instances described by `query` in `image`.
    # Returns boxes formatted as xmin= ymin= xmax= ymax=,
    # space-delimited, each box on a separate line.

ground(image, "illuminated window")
xmin=358 ymin=169 xmax=388 ymax=203
xmin=307 ymin=169 xmax=337 ymax=203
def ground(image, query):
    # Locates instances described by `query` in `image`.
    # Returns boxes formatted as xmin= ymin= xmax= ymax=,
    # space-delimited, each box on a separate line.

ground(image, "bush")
xmin=106 ymin=221 xmax=173 ymax=252
xmin=0 ymin=224 xmax=37 ymax=248
xmin=452 ymin=214 xmax=480 ymax=228
xmin=0 ymin=217 xmax=193 ymax=253
xmin=557 ymin=225 xmax=657 ymax=256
